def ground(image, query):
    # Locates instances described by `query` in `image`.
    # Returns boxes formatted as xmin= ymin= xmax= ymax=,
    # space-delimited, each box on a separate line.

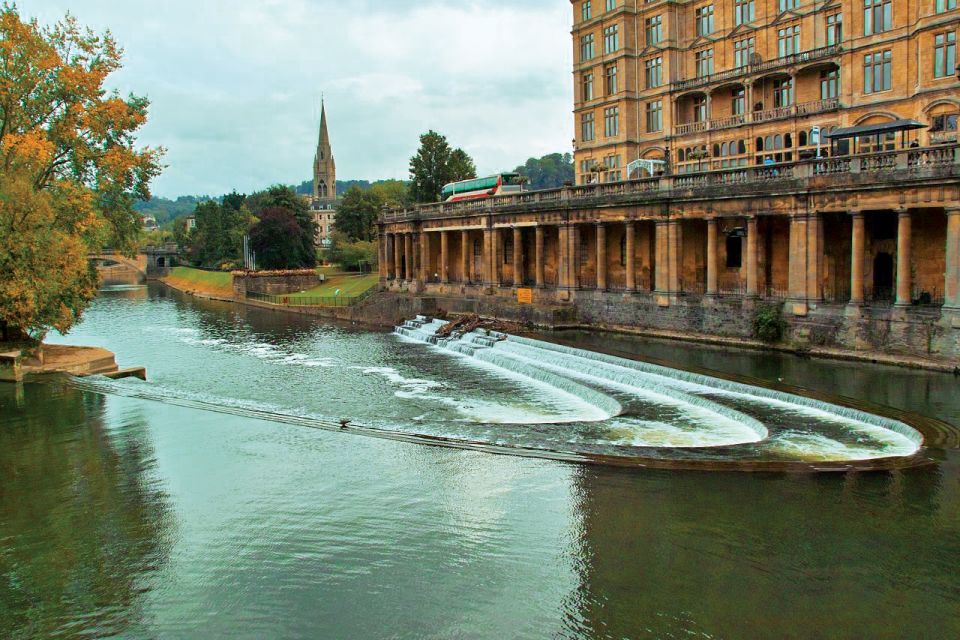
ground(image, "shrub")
xmin=753 ymin=303 xmax=787 ymax=343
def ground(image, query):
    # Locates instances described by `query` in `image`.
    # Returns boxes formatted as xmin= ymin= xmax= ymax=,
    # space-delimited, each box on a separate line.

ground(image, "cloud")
xmin=30 ymin=0 xmax=573 ymax=197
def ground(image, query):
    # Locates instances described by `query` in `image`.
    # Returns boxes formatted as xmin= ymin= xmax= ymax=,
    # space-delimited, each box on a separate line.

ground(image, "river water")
xmin=3 ymin=284 xmax=959 ymax=638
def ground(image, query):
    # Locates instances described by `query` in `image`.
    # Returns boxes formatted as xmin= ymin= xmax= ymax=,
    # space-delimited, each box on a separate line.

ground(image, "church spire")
xmin=313 ymin=100 xmax=336 ymax=201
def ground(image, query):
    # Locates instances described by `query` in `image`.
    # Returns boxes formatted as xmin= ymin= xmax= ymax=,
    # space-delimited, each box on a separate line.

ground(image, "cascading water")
xmin=393 ymin=317 xmax=923 ymax=462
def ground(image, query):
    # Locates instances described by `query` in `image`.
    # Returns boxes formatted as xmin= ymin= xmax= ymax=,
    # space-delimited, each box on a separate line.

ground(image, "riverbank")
xmin=1 ymin=344 xmax=123 ymax=382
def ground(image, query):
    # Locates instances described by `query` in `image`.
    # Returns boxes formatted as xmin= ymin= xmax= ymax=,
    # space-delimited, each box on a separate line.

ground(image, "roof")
xmin=825 ymin=119 xmax=928 ymax=140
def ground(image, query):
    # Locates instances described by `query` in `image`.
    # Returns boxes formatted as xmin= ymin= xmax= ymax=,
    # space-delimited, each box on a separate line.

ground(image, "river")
xmin=2 ymin=284 xmax=958 ymax=639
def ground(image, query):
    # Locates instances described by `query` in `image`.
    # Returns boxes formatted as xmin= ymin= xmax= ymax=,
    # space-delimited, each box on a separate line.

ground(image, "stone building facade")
xmin=571 ymin=0 xmax=959 ymax=183
xmin=310 ymin=101 xmax=338 ymax=248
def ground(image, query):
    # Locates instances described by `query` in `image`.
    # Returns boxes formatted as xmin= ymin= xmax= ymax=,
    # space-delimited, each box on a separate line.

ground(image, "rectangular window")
xmin=779 ymin=0 xmax=798 ymax=10
xmin=774 ymin=77 xmax=794 ymax=107
xmin=603 ymin=24 xmax=619 ymax=54
xmin=645 ymin=57 xmax=663 ymax=88
xmin=726 ymin=236 xmax=743 ymax=268
xmin=582 ymin=72 xmax=594 ymax=101
xmin=735 ymin=0 xmax=755 ymax=25
xmin=826 ymin=13 xmax=843 ymax=45
xmin=693 ymin=96 xmax=708 ymax=122
xmin=734 ymin=37 xmax=755 ymax=67
xmin=732 ymin=87 xmax=745 ymax=115
xmin=580 ymin=34 xmax=595 ymax=61
xmin=695 ymin=48 xmax=714 ymax=77
xmin=863 ymin=50 xmax=892 ymax=93
xmin=777 ymin=25 xmax=800 ymax=58
xmin=935 ymin=31 xmax=956 ymax=79
xmin=646 ymin=15 xmax=662 ymax=45
xmin=646 ymin=100 xmax=663 ymax=132
xmin=820 ymin=68 xmax=839 ymax=99
xmin=604 ymin=106 xmax=620 ymax=136
xmin=863 ymin=0 xmax=891 ymax=36
xmin=606 ymin=0 xmax=617 ymax=11
xmin=581 ymin=112 xmax=595 ymax=141
xmin=603 ymin=155 xmax=621 ymax=182
xmin=605 ymin=64 xmax=618 ymax=94
xmin=937 ymin=0 xmax=958 ymax=12
xmin=931 ymin=113 xmax=958 ymax=132
xmin=695 ymin=5 xmax=715 ymax=36
xmin=582 ymin=1 xmax=592 ymax=21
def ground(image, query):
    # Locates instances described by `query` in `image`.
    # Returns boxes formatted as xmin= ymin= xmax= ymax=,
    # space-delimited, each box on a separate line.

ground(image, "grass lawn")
xmin=164 ymin=267 xmax=233 ymax=296
xmin=288 ymin=273 xmax=378 ymax=299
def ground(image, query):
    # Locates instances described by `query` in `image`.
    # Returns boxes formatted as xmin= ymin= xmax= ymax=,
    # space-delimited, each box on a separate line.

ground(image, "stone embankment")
xmin=1 ymin=344 xmax=145 ymax=383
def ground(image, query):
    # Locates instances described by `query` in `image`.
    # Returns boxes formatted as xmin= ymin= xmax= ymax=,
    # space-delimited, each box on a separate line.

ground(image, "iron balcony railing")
xmin=673 ymin=98 xmax=841 ymax=136
xmin=673 ymin=45 xmax=842 ymax=92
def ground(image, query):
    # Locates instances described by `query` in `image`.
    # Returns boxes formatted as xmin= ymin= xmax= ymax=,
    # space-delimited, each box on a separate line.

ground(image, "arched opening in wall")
xmin=855 ymin=114 xmax=897 ymax=153
xmin=926 ymin=102 xmax=959 ymax=145
xmin=157 ymin=257 xmax=166 ymax=268
xmin=873 ymin=253 xmax=894 ymax=302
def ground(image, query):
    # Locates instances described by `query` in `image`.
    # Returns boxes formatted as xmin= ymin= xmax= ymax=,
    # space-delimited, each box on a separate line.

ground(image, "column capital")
xmin=945 ymin=206 xmax=960 ymax=216
xmin=895 ymin=207 xmax=910 ymax=217
xmin=848 ymin=208 xmax=864 ymax=218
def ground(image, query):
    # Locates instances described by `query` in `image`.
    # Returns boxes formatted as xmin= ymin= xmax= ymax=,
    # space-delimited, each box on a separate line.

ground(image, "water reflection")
xmin=0 ymin=381 xmax=172 ymax=639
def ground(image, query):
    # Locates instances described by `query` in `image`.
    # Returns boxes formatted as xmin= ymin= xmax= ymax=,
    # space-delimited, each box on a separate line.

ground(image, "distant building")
xmin=184 ymin=215 xmax=197 ymax=231
xmin=310 ymin=101 xmax=338 ymax=248
xmin=141 ymin=214 xmax=158 ymax=231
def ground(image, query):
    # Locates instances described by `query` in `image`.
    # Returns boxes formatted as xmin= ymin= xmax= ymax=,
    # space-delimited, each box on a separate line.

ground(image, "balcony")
xmin=930 ymin=130 xmax=958 ymax=145
xmin=673 ymin=98 xmax=840 ymax=136
xmin=673 ymin=45 xmax=842 ymax=93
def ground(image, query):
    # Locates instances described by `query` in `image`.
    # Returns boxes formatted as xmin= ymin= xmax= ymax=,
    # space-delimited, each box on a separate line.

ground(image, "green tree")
xmin=514 ymin=153 xmax=575 ymax=190
xmin=249 ymin=207 xmax=315 ymax=270
xmin=247 ymin=185 xmax=317 ymax=268
xmin=409 ymin=131 xmax=453 ymax=203
xmin=329 ymin=231 xmax=378 ymax=272
xmin=334 ymin=185 xmax=380 ymax=242
xmin=187 ymin=200 xmax=251 ymax=269
xmin=0 ymin=5 xmax=162 ymax=343
xmin=368 ymin=180 xmax=410 ymax=208
xmin=448 ymin=148 xmax=477 ymax=182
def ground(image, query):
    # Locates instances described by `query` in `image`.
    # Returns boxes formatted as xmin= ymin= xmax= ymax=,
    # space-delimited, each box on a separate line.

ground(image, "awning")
xmin=825 ymin=119 xmax=927 ymax=140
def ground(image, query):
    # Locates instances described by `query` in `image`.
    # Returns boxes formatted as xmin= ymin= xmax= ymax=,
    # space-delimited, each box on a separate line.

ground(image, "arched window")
xmin=756 ymin=137 xmax=764 ymax=151
xmin=799 ymin=131 xmax=808 ymax=146
xmin=785 ymin=133 xmax=793 ymax=148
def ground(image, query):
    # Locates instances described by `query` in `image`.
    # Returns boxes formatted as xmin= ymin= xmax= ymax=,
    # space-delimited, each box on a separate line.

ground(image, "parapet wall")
xmin=232 ymin=270 xmax=321 ymax=297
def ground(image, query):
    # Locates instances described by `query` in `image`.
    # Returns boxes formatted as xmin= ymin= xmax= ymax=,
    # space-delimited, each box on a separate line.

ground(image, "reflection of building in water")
xmin=309 ymin=101 xmax=338 ymax=249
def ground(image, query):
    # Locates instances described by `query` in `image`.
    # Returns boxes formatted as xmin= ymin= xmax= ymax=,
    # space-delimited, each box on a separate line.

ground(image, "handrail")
xmin=674 ymin=45 xmax=841 ymax=92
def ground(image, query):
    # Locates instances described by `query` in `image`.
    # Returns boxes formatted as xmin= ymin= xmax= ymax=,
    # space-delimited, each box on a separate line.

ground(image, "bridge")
xmin=89 ymin=244 xmax=180 ymax=281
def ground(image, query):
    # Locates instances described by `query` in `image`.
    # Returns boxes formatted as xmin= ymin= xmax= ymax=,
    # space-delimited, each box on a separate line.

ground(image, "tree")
xmin=248 ymin=185 xmax=317 ymax=268
xmin=187 ymin=200 xmax=250 ymax=269
xmin=249 ymin=207 xmax=315 ymax=270
xmin=368 ymin=180 xmax=410 ymax=209
xmin=334 ymin=186 xmax=380 ymax=242
xmin=514 ymin=153 xmax=575 ymax=190
xmin=328 ymin=231 xmax=377 ymax=272
xmin=410 ymin=130 xmax=477 ymax=203
xmin=0 ymin=5 xmax=162 ymax=342
xmin=448 ymin=148 xmax=477 ymax=183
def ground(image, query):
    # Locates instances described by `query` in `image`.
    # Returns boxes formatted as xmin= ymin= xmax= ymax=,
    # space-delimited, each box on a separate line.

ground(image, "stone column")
xmin=535 ymin=225 xmax=545 ymax=287
xmin=419 ymin=232 xmax=430 ymax=284
xmin=850 ymin=211 xmax=865 ymax=305
xmin=946 ymin=207 xmax=960 ymax=309
xmin=746 ymin=217 xmax=759 ymax=297
xmin=378 ymin=232 xmax=387 ymax=281
xmin=483 ymin=226 xmax=494 ymax=288
xmin=667 ymin=220 xmax=682 ymax=294
xmin=571 ymin=224 xmax=581 ymax=288
xmin=440 ymin=231 xmax=449 ymax=283
xmin=513 ymin=227 xmax=523 ymax=287
xmin=558 ymin=224 xmax=571 ymax=289
xmin=788 ymin=213 xmax=809 ymax=314
xmin=385 ymin=233 xmax=394 ymax=279
xmin=493 ymin=228 xmax=503 ymax=286
xmin=394 ymin=234 xmax=403 ymax=280
xmin=625 ymin=221 xmax=636 ymax=291
xmin=461 ymin=230 xmax=470 ymax=284
xmin=806 ymin=212 xmax=823 ymax=303
xmin=404 ymin=233 xmax=413 ymax=282
xmin=896 ymin=209 xmax=912 ymax=306
xmin=706 ymin=218 xmax=718 ymax=296
xmin=596 ymin=224 xmax=607 ymax=290
xmin=655 ymin=220 xmax=670 ymax=294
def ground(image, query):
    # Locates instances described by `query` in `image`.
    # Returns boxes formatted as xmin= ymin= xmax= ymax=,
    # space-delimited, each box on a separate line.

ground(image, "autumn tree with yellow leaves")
xmin=0 ymin=3 xmax=162 ymax=343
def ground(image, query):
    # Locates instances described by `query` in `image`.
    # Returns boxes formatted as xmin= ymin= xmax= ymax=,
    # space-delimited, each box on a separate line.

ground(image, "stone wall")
xmin=233 ymin=270 xmax=321 ymax=297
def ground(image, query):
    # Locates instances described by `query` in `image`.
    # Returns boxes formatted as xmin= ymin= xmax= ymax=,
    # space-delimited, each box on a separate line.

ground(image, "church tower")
xmin=312 ymin=101 xmax=336 ymax=201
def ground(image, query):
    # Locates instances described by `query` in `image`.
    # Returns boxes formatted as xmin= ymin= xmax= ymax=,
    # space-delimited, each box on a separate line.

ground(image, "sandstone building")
xmin=310 ymin=101 xmax=338 ymax=248
xmin=377 ymin=0 xmax=960 ymax=364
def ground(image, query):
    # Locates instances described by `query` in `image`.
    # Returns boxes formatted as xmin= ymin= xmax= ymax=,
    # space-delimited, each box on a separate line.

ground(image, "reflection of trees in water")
xmin=562 ymin=464 xmax=957 ymax=639
xmin=0 ymin=382 xmax=172 ymax=639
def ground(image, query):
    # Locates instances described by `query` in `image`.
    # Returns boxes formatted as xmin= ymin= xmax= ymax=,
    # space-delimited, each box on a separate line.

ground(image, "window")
xmin=603 ymin=155 xmax=621 ymax=182
xmin=726 ymin=236 xmax=743 ymax=268
xmin=603 ymin=24 xmax=619 ymax=54
xmin=581 ymin=112 xmax=596 ymax=141
xmin=604 ymin=106 xmax=620 ymax=136
xmin=774 ymin=78 xmax=794 ymax=107
xmin=935 ymin=31 xmax=956 ymax=79
xmin=777 ymin=26 xmax=800 ymax=58
xmin=820 ymin=68 xmax=840 ymax=98
xmin=606 ymin=0 xmax=617 ymax=10
xmin=645 ymin=57 xmax=663 ymax=88
xmin=695 ymin=48 xmax=714 ymax=77
xmin=863 ymin=50 xmax=892 ymax=93
xmin=826 ymin=13 xmax=843 ymax=45
xmin=937 ymin=0 xmax=957 ymax=12
xmin=863 ymin=0 xmax=891 ymax=36
xmin=646 ymin=15 xmax=662 ymax=45
xmin=582 ymin=72 xmax=594 ymax=101
xmin=693 ymin=95 xmax=708 ymax=122
xmin=695 ymin=5 xmax=714 ymax=36
xmin=735 ymin=0 xmax=755 ymax=25
xmin=646 ymin=100 xmax=663 ymax=132
xmin=931 ymin=113 xmax=958 ymax=131
xmin=580 ymin=34 xmax=595 ymax=61
xmin=582 ymin=1 xmax=592 ymax=21
xmin=606 ymin=64 xmax=618 ymax=94
xmin=732 ymin=87 xmax=745 ymax=115
xmin=503 ymin=237 xmax=513 ymax=264
xmin=779 ymin=0 xmax=798 ymax=10
xmin=734 ymin=38 xmax=755 ymax=67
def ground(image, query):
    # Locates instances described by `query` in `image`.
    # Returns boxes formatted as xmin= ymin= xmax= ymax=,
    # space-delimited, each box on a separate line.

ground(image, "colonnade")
xmin=380 ymin=206 xmax=960 ymax=313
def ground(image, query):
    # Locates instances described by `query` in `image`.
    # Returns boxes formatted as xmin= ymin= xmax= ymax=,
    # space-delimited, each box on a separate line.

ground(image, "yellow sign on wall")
xmin=517 ymin=288 xmax=534 ymax=304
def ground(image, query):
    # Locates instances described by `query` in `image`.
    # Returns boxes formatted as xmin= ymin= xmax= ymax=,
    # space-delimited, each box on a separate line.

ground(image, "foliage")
xmin=249 ymin=207 xmax=316 ymax=270
xmin=248 ymin=184 xmax=316 ymax=268
xmin=369 ymin=180 xmax=410 ymax=208
xmin=0 ymin=5 xmax=162 ymax=341
xmin=514 ymin=153 xmax=575 ymax=190
xmin=409 ymin=130 xmax=476 ymax=203
xmin=134 ymin=195 xmax=211 ymax=227
xmin=328 ymin=231 xmax=377 ymax=272
xmin=294 ymin=178 xmax=411 ymax=199
xmin=187 ymin=199 xmax=251 ymax=268
xmin=335 ymin=186 xmax=380 ymax=242
xmin=753 ymin=303 xmax=787 ymax=343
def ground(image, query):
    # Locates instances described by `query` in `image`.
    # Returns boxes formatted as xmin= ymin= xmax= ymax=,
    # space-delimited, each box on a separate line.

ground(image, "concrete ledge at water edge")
xmin=0 ymin=344 xmax=145 ymax=382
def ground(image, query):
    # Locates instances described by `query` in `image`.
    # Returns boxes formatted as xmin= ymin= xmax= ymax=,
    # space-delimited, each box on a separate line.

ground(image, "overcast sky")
xmin=31 ymin=1 xmax=574 ymax=198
